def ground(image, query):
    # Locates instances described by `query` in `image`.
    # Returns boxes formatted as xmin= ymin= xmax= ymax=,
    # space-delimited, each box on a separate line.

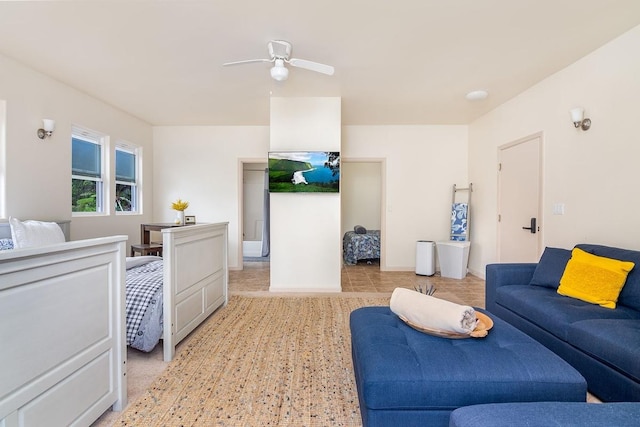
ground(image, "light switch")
xmin=553 ymin=203 xmax=565 ymax=215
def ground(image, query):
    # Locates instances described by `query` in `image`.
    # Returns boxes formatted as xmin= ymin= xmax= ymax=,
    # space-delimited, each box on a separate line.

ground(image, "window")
xmin=115 ymin=143 xmax=140 ymax=213
xmin=72 ymin=128 xmax=105 ymax=213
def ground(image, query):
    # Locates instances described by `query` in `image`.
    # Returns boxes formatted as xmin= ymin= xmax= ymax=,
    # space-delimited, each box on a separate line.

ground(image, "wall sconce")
xmin=569 ymin=107 xmax=591 ymax=131
xmin=37 ymin=119 xmax=55 ymax=139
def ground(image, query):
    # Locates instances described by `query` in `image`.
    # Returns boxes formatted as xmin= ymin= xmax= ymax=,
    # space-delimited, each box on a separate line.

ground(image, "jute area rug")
xmin=114 ymin=294 xmax=390 ymax=426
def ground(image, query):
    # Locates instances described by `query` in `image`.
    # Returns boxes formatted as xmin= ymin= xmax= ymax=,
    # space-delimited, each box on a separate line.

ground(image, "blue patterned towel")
xmin=451 ymin=203 xmax=468 ymax=240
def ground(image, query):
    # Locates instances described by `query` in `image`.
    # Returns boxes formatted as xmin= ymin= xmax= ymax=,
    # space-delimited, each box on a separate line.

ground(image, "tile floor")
xmin=230 ymin=259 xmax=486 ymax=308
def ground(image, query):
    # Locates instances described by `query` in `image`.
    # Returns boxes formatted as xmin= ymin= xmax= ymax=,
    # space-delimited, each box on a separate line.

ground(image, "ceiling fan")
xmin=223 ymin=40 xmax=334 ymax=82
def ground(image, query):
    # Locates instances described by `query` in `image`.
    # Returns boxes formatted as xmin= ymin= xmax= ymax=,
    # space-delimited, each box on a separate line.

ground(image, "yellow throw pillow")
xmin=558 ymin=248 xmax=635 ymax=309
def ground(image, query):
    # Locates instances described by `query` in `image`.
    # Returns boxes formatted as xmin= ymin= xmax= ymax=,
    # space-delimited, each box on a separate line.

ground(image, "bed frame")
xmin=0 ymin=221 xmax=228 ymax=425
xmin=0 ymin=234 xmax=128 ymax=426
xmin=160 ymin=222 xmax=229 ymax=361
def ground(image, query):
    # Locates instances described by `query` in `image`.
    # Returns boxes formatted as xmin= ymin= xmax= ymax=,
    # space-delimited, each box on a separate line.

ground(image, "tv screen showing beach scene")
xmin=268 ymin=151 xmax=340 ymax=193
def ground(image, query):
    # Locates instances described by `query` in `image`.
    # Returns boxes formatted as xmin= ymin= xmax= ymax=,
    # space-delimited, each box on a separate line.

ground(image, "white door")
xmin=498 ymin=134 xmax=542 ymax=262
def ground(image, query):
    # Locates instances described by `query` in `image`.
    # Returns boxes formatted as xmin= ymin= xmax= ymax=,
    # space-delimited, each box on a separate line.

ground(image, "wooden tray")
xmin=399 ymin=312 xmax=493 ymax=339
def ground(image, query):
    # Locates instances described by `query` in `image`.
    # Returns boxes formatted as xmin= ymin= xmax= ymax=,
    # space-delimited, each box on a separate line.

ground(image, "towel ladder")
xmin=452 ymin=183 xmax=473 ymax=204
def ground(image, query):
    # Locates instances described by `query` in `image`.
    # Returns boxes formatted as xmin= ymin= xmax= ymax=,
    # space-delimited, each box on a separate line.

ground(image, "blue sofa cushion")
xmin=576 ymin=244 xmax=640 ymax=311
xmin=494 ymin=285 xmax=640 ymax=341
xmin=449 ymin=402 xmax=640 ymax=427
xmin=529 ymin=247 xmax=572 ymax=289
xmin=568 ymin=319 xmax=640 ymax=382
xmin=350 ymin=306 xmax=586 ymax=411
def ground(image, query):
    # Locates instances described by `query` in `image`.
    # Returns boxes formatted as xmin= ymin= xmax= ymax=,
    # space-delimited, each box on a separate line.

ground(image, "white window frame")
xmin=115 ymin=141 xmax=141 ymax=215
xmin=71 ymin=126 xmax=107 ymax=216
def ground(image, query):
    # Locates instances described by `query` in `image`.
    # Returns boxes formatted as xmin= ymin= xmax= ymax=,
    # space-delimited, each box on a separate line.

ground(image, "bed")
xmin=126 ymin=222 xmax=229 ymax=361
xmin=342 ymin=229 xmax=381 ymax=265
xmin=0 ymin=227 xmax=128 ymax=426
xmin=0 ymin=220 xmax=228 ymax=425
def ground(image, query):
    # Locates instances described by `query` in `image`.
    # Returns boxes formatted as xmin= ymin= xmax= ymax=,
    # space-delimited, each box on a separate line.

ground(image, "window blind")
xmin=116 ymin=149 xmax=136 ymax=183
xmin=72 ymin=138 xmax=101 ymax=177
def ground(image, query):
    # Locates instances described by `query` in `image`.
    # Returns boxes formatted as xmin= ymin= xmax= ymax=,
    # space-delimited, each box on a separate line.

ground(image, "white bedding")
xmin=8 ymin=217 xmax=65 ymax=248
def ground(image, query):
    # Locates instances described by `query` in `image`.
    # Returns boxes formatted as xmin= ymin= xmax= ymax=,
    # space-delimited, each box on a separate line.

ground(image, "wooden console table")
xmin=130 ymin=243 xmax=164 ymax=257
xmin=140 ymin=222 xmax=193 ymax=244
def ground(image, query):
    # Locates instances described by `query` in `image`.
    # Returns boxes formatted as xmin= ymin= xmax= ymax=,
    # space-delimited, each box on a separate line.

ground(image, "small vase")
xmin=175 ymin=210 xmax=185 ymax=225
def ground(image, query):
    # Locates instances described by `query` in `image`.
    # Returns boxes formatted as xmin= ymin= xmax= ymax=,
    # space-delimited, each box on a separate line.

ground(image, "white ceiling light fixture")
xmin=270 ymin=59 xmax=289 ymax=81
xmin=465 ymin=90 xmax=489 ymax=101
xmin=223 ymin=40 xmax=334 ymax=82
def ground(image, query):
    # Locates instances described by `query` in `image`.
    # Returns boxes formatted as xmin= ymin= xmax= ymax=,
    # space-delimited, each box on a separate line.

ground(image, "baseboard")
xmin=269 ymin=286 xmax=342 ymax=293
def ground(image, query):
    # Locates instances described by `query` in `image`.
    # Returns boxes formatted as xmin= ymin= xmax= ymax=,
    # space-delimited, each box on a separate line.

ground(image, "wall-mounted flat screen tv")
xmin=269 ymin=151 xmax=340 ymax=193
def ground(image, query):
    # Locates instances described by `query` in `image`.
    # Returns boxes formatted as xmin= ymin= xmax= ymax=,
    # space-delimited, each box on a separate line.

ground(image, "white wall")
xmin=343 ymin=125 xmax=468 ymax=270
xmin=269 ymin=97 xmax=342 ymax=292
xmin=152 ymin=123 xmax=467 ymax=272
xmin=152 ymin=125 xmax=270 ymax=268
xmin=0 ymin=52 xmax=153 ymax=248
xmin=468 ymin=24 xmax=640 ymax=278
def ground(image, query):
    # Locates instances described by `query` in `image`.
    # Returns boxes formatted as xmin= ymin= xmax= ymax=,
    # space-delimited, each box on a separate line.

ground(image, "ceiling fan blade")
xmin=288 ymin=58 xmax=334 ymax=75
xmin=223 ymin=58 xmax=272 ymax=67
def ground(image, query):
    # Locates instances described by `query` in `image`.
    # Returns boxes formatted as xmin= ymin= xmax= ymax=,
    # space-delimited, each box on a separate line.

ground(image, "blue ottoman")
xmin=449 ymin=402 xmax=640 ymax=427
xmin=350 ymin=306 xmax=587 ymax=427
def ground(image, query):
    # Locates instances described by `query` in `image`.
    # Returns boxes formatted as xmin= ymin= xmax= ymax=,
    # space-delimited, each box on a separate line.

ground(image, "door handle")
xmin=522 ymin=217 xmax=537 ymax=234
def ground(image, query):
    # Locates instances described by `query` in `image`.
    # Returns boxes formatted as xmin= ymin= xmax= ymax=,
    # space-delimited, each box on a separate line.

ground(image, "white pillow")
xmin=9 ymin=217 xmax=66 ymax=249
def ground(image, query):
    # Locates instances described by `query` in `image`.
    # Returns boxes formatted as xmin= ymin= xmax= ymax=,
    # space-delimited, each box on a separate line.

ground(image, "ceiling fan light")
xmin=270 ymin=65 xmax=289 ymax=81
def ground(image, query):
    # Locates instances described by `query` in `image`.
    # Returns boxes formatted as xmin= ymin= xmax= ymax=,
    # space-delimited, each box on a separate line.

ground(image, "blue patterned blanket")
xmin=343 ymin=230 xmax=381 ymax=265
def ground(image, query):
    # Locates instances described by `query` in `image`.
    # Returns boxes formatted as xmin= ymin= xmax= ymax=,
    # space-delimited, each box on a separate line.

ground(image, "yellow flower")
xmin=171 ymin=199 xmax=189 ymax=211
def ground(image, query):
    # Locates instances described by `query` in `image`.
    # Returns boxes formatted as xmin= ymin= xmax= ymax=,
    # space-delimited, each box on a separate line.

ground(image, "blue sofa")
xmin=486 ymin=244 xmax=640 ymax=402
xmin=449 ymin=402 xmax=640 ymax=427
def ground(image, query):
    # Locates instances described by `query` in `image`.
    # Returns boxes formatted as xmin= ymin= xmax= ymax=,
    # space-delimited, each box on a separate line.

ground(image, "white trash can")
xmin=415 ymin=240 xmax=435 ymax=276
xmin=436 ymin=241 xmax=471 ymax=279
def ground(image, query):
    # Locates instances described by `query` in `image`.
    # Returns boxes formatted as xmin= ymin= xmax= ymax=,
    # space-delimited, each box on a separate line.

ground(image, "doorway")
xmin=341 ymin=159 xmax=385 ymax=269
xmin=497 ymin=133 xmax=543 ymax=262
xmin=242 ymin=161 xmax=269 ymax=265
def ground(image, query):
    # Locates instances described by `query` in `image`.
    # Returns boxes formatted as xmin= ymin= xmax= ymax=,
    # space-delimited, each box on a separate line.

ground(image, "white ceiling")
xmin=1 ymin=1 xmax=639 ymax=126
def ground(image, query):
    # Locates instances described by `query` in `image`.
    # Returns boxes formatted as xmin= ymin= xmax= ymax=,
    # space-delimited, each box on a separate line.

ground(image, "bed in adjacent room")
xmin=343 ymin=227 xmax=381 ymax=265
